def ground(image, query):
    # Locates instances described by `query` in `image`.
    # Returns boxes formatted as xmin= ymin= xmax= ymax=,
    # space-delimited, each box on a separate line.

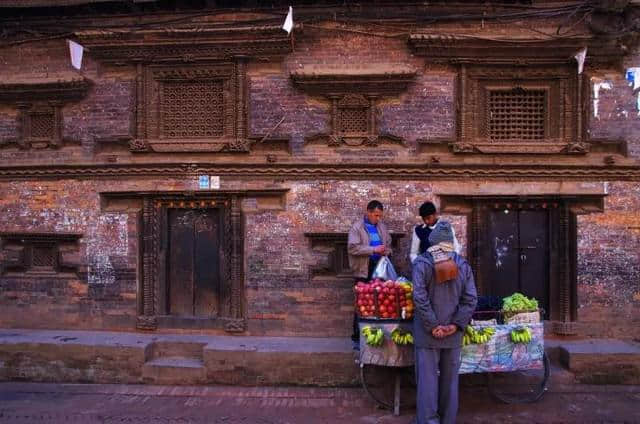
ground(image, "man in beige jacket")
xmin=348 ymin=200 xmax=393 ymax=346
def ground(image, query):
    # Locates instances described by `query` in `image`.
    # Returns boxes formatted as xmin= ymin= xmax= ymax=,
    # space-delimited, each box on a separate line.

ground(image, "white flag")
xmin=282 ymin=6 xmax=293 ymax=34
xmin=68 ymin=40 xmax=84 ymax=70
xmin=574 ymin=47 xmax=587 ymax=74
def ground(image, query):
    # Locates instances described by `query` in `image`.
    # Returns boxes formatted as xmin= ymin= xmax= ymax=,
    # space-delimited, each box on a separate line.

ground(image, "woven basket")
xmin=504 ymin=310 xmax=541 ymax=324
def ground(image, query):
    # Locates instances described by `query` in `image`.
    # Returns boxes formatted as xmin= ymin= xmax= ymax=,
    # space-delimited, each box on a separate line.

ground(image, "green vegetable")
xmin=502 ymin=292 xmax=538 ymax=313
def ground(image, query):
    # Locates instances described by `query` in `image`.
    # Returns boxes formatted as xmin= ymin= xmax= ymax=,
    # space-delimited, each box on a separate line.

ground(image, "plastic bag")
xmin=371 ymin=256 xmax=398 ymax=281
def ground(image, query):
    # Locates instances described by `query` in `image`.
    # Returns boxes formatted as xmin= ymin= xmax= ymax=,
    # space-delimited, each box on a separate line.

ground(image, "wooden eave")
xmin=75 ymin=25 xmax=298 ymax=63
xmin=408 ymin=34 xmax=628 ymax=66
xmin=290 ymin=65 xmax=417 ymax=96
xmin=0 ymin=76 xmax=91 ymax=103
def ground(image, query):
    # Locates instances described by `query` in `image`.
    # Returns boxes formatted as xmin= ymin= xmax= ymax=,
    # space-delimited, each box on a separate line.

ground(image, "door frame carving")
xmin=100 ymin=188 xmax=288 ymax=333
xmin=139 ymin=193 xmax=244 ymax=332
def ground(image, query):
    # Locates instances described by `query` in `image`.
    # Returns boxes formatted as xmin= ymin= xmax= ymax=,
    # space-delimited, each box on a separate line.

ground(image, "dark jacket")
xmin=411 ymin=252 xmax=478 ymax=349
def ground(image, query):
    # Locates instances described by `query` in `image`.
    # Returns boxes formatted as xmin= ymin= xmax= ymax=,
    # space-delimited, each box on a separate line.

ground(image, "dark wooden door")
xmin=481 ymin=208 xmax=549 ymax=316
xmin=167 ymin=208 xmax=221 ymax=317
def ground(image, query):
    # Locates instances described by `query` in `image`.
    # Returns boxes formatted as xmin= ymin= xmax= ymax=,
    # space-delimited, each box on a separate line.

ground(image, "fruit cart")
xmin=357 ymin=310 xmax=549 ymax=415
xmin=354 ymin=279 xmax=418 ymax=416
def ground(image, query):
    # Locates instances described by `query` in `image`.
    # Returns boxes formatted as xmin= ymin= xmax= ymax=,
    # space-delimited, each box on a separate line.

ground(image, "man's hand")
xmin=431 ymin=324 xmax=458 ymax=339
xmin=442 ymin=324 xmax=457 ymax=337
xmin=373 ymin=245 xmax=387 ymax=255
xmin=431 ymin=326 xmax=445 ymax=339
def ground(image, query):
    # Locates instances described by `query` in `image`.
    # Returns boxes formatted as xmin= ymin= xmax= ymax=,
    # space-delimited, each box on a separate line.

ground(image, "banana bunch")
xmin=463 ymin=325 xmax=495 ymax=346
xmin=361 ymin=326 xmax=384 ymax=347
xmin=510 ymin=326 xmax=533 ymax=344
xmin=391 ymin=328 xmax=414 ymax=346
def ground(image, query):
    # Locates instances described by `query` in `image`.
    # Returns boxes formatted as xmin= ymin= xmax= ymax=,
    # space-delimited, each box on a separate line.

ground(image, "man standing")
xmin=412 ymin=220 xmax=477 ymax=424
xmin=410 ymin=201 xmax=461 ymax=264
xmin=347 ymin=200 xmax=393 ymax=281
xmin=348 ymin=200 xmax=393 ymax=345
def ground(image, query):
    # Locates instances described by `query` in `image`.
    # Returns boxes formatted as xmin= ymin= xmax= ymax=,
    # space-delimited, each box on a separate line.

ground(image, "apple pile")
xmin=354 ymin=279 xmax=414 ymax=320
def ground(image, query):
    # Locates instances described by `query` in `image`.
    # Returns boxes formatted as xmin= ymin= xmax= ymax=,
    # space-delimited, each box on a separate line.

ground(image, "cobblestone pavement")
xmin=1 ymin=382 xmax=639 ymax=424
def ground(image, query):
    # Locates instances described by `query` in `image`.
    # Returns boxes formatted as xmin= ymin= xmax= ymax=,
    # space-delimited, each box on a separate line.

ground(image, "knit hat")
xmin=428 ymin=220 xmax=454 ymax=245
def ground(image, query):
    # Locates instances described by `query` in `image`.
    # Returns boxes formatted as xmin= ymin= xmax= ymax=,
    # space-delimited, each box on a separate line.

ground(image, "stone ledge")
xmin=0 ymin=329 xmax=357 ymax=386
xmin=559 ymin=339 xmax=640 ymax=385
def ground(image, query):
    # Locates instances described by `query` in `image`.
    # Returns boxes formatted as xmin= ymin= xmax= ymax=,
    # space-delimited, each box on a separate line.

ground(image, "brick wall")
xmin=0 ymin=14 xmax=638 ymax=339
xmin=588 ymin=50 xmax=640 ymax=159
xmin=577 ymin=181 xmax=640 ymax=339
xmin=0 ymin=178 xmax=193 ymax=329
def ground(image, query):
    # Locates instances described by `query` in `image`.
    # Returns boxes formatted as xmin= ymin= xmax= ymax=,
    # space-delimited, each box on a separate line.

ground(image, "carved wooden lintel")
xmin=290 ymin=65 xmax=416 ymax=96
xmin=0 ymin=77 xmax=91 ymax=103
xmin=565 ymin=141 xmax=591 ymax=154
xmin=307 ymin=133 xmax=404 ymax=148
xmin=408 ymin=34 xmax=627 ymax=66
xmin=1 ymin=163 xmax=639 ymax=181
xmin=75 ymin=25 xmax=295 ymax=64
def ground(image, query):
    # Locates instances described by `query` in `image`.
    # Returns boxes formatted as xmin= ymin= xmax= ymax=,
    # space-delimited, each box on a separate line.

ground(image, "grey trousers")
xmin=414 ymin=346 xmax=462 ymax=424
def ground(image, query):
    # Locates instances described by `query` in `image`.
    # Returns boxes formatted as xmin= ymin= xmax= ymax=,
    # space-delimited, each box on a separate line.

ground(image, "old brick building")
xmin=0 ymin=0 xmax=639 ymax=384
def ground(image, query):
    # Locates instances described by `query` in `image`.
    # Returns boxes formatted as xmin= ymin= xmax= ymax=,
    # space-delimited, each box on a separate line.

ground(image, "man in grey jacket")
xmin=347 ymin=200 xmax=393 ymax=281
xmin=348 ymin=200 xmax=393 ymax=346
xmin=412 ymin=221 xmax=477 ymax=424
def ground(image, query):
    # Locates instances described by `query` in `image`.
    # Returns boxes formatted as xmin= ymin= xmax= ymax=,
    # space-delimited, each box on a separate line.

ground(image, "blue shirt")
xmin=364 ymin=216 xmax=383 ymax=262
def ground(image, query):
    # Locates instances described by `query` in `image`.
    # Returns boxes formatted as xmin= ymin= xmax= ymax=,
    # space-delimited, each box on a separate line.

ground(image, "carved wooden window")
xmin=290 ymin=65 xmax=416 ymax=147
xmin=161 ymin=80 xmax=224 ymax=138
xmin=487 ymin=88 xmax=547 ymax=141
xmin=132 ymin=61 xmax=249 ymax=153
xmin=0 ymin=78 xmax=89 ymax=150
xmin=30 ymin=244 xmax=57 ymax=270
xmin=338 ymin=95 xmax=370 ymax=135
xmin=452 ymin=65 xmax=585 ymax=154
xmin=30 ymin=111 xmax=56 ymax=139
xmin=18 ymin=104 xmax=63 ymax=149
xmin=0 ymin=233 xmax=82 ymax=276
xmin=305 ymin=232 xmax=405 ymax=279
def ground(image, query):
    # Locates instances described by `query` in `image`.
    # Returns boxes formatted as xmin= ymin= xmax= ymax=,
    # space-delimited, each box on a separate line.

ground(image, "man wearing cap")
xmin=412 ymin=220 xmax=478 ymax=424
xmin=410 ymin=201 xmax=461 ymax=264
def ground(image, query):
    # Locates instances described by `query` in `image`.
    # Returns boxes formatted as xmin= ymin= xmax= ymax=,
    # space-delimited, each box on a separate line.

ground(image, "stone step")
xmin=146 ymin=341 xmax=206 ymax=361
xmin=0 ymin=329 xmax=358 ymax=386
xmin=142 ymin=357 xmax=206 ymax=385
xmin=558 ymin=338 xmax=640 ymax=384
xmin=203 ymin=336 xmax=359 ymax=386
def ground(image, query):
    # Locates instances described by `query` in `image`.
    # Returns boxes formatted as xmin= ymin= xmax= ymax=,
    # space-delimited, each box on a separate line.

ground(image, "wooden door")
xmin=167 ymin=208 xmax=221 ymax=317
xmin=480 ymin=208 xmax=549 ymax=316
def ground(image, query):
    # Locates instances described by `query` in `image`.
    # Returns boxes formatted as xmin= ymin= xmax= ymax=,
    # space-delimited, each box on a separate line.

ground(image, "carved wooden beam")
xmin=291 ymin=65 xmax=416 ymax=96
xmin=75 ymin=25 xmax=295 ymax=64
xmin=408 ymin=34 xmax=627 ymax=66
xmin=1 ymin=163 xmax=639 ymax=180
xmin=0 ymin=77 xmax=91 ymax=103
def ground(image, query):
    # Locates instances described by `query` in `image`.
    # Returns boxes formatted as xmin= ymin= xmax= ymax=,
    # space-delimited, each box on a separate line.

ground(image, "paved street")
xmin=1 ymin=382 xmax=639 ymax=424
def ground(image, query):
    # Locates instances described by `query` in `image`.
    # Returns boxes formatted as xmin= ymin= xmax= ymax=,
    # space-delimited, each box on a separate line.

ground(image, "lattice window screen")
xmin=162 ymin=80 xmax=224 ymax=138
xmin=339 ymin=108 xmax=368 ymax=134
xmin=488 ymin=89 xmax=546 ymax=141
xmin=31 ymin=245 xmax=56 ymax=268
xmin=30 ymin=113 xmax=55 ymax=139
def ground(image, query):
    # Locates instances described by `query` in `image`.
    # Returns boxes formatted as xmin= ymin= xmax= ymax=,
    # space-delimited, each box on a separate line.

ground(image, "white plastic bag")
xmin=371 ymin=256 xmax=398 ymax=281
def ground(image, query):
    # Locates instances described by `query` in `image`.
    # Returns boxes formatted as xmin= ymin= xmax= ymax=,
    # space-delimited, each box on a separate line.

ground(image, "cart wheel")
xmin=488 ymin=352 xmax=550 ymax=404
xmin=360 ymin=363 xmax=416 ymax=410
